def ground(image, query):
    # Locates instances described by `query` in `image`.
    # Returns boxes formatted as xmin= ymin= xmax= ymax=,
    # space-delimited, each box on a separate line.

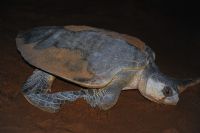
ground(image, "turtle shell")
xmin=16 ymin=25 xmax=155 ymax=88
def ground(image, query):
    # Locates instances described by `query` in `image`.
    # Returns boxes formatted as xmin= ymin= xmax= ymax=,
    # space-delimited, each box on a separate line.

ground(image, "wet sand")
xmin=0 ymin=1 xmax=200 ymax=133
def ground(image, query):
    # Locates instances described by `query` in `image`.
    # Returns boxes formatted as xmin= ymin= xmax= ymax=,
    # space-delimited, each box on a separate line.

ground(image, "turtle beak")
xmin=177 ymin=78 xmax=200 ymax=93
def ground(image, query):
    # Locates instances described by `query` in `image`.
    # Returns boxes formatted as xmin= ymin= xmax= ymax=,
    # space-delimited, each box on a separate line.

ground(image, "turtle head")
xmin=138 ymin=67 xmax=200 ymax=105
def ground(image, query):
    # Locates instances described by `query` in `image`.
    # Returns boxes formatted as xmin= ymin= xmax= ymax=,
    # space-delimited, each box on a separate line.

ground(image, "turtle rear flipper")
xmin=22 ymin=69 xmax=59 ymax=112
xmin=22 ymin=69 xmax=55 ymax=94
xmin=24 ymin=93 xmax=62 ymax=113
xmin=22 ymin=69 xmax=84 ymax=112
xmin=24 ymin=91 xmax=84 ymax=113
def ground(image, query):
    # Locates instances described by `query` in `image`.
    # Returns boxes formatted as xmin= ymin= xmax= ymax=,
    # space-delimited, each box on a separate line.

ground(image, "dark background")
xmin=0 ymin=0 xmax=200 ymax=133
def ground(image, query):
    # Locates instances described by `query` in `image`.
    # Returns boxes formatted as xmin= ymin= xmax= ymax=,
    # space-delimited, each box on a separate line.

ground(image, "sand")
xmin=0 ymin=1 xmax=200 ymax=133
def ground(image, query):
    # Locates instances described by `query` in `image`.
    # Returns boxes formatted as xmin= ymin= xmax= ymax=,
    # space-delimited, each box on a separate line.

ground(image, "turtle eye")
xmin=162 ymin=86 xmax=173 ymax=97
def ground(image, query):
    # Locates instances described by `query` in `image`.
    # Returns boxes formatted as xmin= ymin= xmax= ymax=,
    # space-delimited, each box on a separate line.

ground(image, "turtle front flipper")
xmin=82 ymin=71 xmax=133 ymax=110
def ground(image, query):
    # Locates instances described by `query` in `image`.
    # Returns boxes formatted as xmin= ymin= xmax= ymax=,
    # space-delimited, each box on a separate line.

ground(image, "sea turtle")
xmin=16 ymin=25 xmax=200 ymax=113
